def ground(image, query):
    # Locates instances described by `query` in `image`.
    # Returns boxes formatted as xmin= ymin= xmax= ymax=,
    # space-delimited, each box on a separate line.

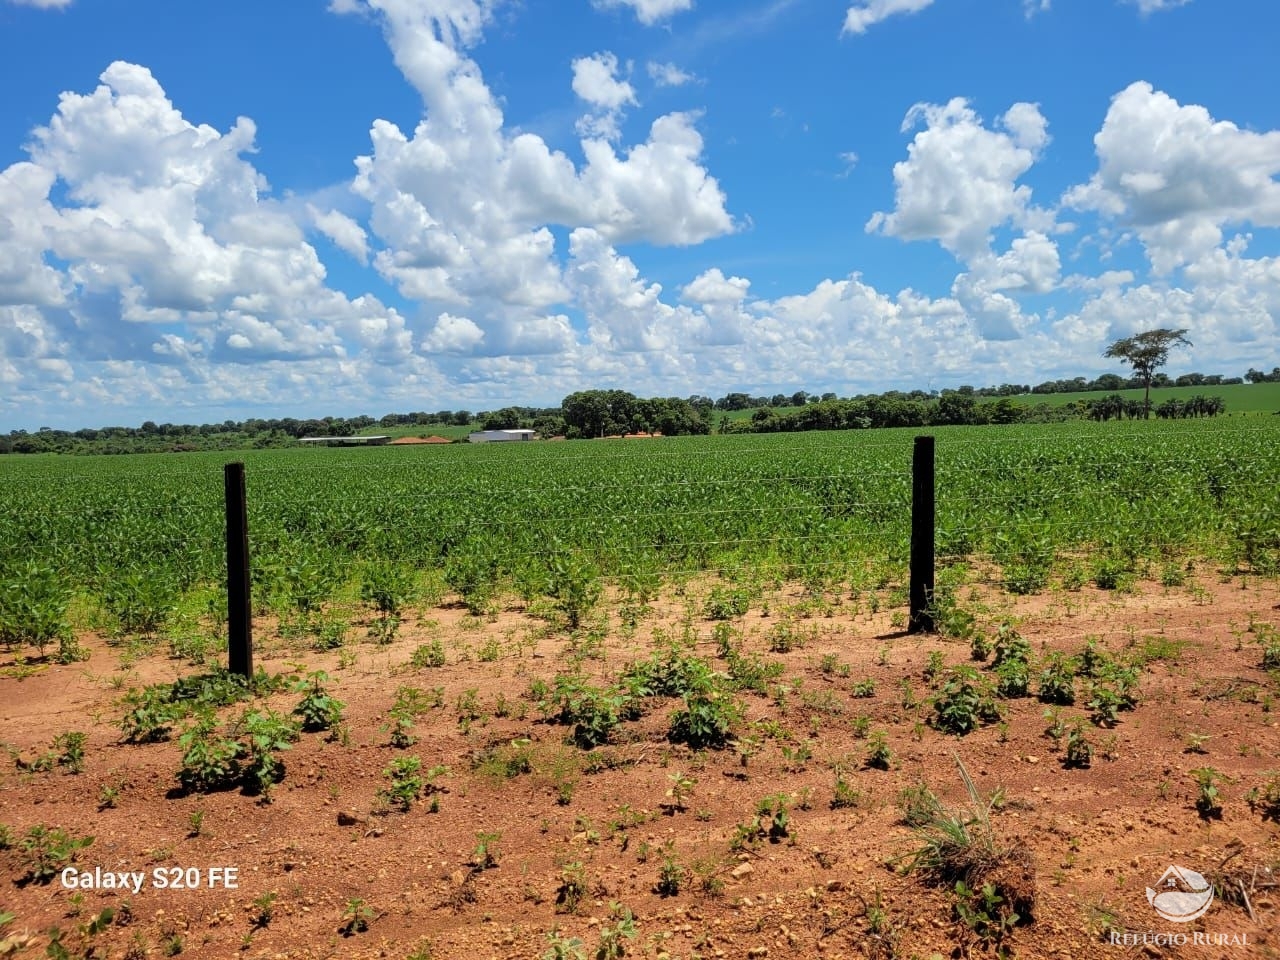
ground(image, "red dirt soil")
xmin=2 ymin=573 xmax=1278 ymax=959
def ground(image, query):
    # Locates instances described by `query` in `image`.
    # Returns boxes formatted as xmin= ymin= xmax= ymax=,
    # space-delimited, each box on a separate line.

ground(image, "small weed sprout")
xmin=931 ymin=667 xmax=1002 ymax=735
xmin=1063 ymin=720 xmax=1094 ymax=769
xmin=1191 ymin=767 xmax=1225 ymax=820
xmin=51 ymin=731 xmax=87 ymax=774
xmin=471 ymin=831 xmax=501 ymax=870
xmin=780 ymin=740 xmax=813 ymax=772
xmin=655 ymin=847 xmax=684 ymax=897
xmin=555 ymin=862 xmax=587 ymax=914
xmin=1036 ymin=653 xmax=1076 ymax=706
xmin=596 ymin=902 xmax=637 ymax=959
xmin=1042 ymin=707 xmax=1066 ymax=745
xmin=923 ymin=650 xmax=946 ymax=684
xmin=766 ymin=620 xmax=808 ymax=653
xmin=339 ymin=898 xmax=375 ymax=936
xmin=380 ymin=756 xmax=423 ymax=811
xmin=899 ymin=678 xmax=918 ymax=710
xmin=819 ymin=653 xmax=850 ymax=677
xmin=251 ymin=891 xmax=276 ymax=929
xmin=865 ymin=731 xmax=892 ymax=770
xmin=412 ymin=639 xmax=446 ymax=669
xmin=542 ymin=931 xmax=587 ymax=960
xmin=97 ymin=783 xmax=121 ymax=810
xmin=386 ymin=709 xmax=417 ymax=748
xmin=17 ymin=824 xmax=94 ymax=884
xmin=663 ymin=771 xmax=695 ymax=814
xmin=832 ymin=773 xmax=862 ymax=810
xmin=756 ymin=793 xmax=793 ymax=843
xmin=291 ymin=671 xmax=345 ymax=733
xmin=954 ymin=879 xmax=1020 ymax=952
xmin=1087 ymin=899 xmax=1126 ymax=940
xmin=367 ymin=613 xmax=401 ymax=645
xmin=1245 ymin=773 xmax=1280 ymax=822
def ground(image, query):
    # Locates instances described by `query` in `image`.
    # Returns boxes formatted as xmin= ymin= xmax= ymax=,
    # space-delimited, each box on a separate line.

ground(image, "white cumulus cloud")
xmin=1064 ymin=81 xmax=1280 ymax=274
xmin=0 ymin=163 xmax=68 ymax=306
xmin=568 ymin=228 xmax=705 ymax=353
xmin=843 ymin=0 xmax=935 ymax=35
xmin=11 ymin=8 xmax=1280 ymax=428
xmin=681 ymin=268 xmax=750 ymax=304
xmin=647 ymin=61 xmax=696 ymax=87
xmin=591 ymin=0 xmax=694 ymax=26
xmin=344 ymin=0 xmax=733 ymax=323
xmin=1124 ymin=0 xmax=1192 ymax=13
xmin=572 ymin=52 xmax=637 ymax=111
xmin=1 ymin=61 xmax=412 ymax=376
xmin=867 ymin=97 xmax=1051 ymax=260
xmin=572 ymin=52 xmax=637 ymax=141
xmin=421 ymin=312 xmax=484 ymax=353
xmin=308 ymin=206 xmax=370 ymax=264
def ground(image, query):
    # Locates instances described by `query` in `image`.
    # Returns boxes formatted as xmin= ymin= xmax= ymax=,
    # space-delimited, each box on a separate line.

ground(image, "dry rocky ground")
xmin=2 ymin=569 xmax=1279 ymax=960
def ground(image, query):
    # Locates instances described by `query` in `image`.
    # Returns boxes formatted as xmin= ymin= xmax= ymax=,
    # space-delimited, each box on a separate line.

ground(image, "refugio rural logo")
xmin=1108 ymin=864 xmax=1250 ymax=949
xmin=1146 ymin=865 xmax=1215 ymax=923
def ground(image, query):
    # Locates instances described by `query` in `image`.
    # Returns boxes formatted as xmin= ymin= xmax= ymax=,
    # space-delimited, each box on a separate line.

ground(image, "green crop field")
xmin=3 ymin=418 xmax=1280 ymax=960
xmin=721 ymin=382 xmax=1280 ymax=424
xmin=2 ymin=417 xmax=1278 ymax=658
xmin=1006 ymin=381 xmax=1280 ymax=413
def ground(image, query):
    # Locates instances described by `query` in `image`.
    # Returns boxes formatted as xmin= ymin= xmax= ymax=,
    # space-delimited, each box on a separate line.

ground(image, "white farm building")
xmin=467 ymin=429 xmax=537 ymax=443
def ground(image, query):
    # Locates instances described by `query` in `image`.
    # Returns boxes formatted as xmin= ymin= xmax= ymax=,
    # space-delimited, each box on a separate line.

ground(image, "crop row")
xmin=1 ymin=419 xmax=1278 ymax=652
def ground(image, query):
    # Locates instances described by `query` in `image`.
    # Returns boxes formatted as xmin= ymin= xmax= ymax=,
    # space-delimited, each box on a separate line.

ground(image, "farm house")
xmin=467 ymin=429 xmax=537 ymax=442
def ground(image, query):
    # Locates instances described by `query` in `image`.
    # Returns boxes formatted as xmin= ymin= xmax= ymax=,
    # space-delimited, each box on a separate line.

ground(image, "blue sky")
xmin=1 ymin=0 xmax=1278 ymax=429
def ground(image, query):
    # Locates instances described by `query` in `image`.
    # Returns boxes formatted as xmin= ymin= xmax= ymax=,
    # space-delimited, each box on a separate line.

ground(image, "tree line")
xmin=0 ymin=368 xmax=1260 ymax=455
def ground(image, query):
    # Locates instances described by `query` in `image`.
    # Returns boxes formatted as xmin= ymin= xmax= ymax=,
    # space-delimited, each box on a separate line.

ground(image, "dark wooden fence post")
xmin=908 ymin=435 xmax=936 ymax=634
xmin=224 ymin=462 xmax=253 ymax=677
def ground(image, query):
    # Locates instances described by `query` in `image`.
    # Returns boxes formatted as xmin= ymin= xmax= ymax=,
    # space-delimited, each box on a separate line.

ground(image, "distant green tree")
xmin=483 ymin=407 xmax=525 ymax=430
xmin=1103 ymin=328 xmax=1193 ymax=419
xmin=562 ymin=390 xmax=638 ymax=438
xmin=934 ymin=394 xmax=977 ymax=426
xmin=715 ymin=392 xmax=753 ymax=411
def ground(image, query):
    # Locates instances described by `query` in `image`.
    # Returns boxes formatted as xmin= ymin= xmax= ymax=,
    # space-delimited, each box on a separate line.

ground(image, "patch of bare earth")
xmin=2 ymin=572 xmax=1278 ymax=959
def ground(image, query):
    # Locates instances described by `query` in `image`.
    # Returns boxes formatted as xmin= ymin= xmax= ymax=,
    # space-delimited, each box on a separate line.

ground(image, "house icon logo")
xmin=1146 ymin=865 xmax=1215 ymax=922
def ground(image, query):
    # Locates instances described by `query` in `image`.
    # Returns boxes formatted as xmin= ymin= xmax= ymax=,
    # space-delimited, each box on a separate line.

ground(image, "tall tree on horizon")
xmin=1104 ymin=328 xmax=1193 ymax=420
